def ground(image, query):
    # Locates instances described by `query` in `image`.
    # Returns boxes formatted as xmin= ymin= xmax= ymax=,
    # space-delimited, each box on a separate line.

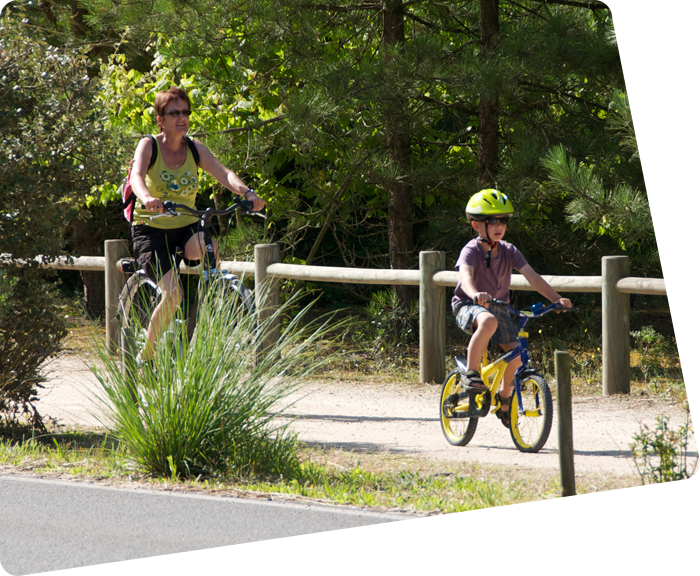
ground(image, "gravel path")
xmin=37 ymin=354 xmax=696 ymax=477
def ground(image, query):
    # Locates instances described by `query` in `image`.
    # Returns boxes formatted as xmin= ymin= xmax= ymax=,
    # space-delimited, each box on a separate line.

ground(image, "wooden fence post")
xmin=104 ymin=239 xmax=129 ymax=354
xmin=556 ymin=350 xmax=576 ymax=496
xmin=254 ymin=244 xmax=280 ymax=358
xmin=419 ymin=251 xmax=446 ymax=384
xmin=602 ymin=255 xmax=630 ymax=395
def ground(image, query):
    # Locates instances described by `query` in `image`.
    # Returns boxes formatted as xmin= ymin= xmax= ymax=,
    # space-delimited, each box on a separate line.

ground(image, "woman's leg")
xmin=184 ymin=232 xmax=219 ymax=266
xmin=140 ymin=268 xmax=182 ymax=361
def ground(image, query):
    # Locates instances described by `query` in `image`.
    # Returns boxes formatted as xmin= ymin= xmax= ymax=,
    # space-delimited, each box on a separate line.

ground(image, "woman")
xmin=129 ymin=86 xmax=265 ymax=363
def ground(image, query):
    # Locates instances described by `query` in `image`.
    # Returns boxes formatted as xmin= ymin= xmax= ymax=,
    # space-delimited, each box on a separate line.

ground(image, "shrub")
xmin=0 ymin=271 xmax=66 ymax=432
xmin=630 ymin=414 xmax=697 ymax=485
xmin=91 ymin=283 xmax=344 ymax=480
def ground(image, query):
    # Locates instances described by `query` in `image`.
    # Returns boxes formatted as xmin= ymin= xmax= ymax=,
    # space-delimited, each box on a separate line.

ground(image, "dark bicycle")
xmin=115 ymin=197 xmax=265 ymax=374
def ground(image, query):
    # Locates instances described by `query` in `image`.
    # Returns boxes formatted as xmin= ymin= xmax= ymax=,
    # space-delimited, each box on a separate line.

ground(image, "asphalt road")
xmin=0 ymin=476 xmax=688 ymax=576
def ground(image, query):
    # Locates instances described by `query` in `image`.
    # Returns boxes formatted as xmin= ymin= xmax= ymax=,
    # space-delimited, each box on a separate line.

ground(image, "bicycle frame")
xmin=458 ymin=301 xmax=570 ymax=416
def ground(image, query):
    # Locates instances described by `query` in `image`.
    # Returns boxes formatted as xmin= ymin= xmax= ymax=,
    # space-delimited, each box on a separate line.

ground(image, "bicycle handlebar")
xmin=488 ymin=299 xmax=578 ymax=317
xmin=141 ymin=196 xmax=267 ymax=220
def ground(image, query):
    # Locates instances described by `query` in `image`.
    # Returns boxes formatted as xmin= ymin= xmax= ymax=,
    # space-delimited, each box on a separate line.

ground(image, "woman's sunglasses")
xmin=164 ymin=109 xmax=192 ymax=117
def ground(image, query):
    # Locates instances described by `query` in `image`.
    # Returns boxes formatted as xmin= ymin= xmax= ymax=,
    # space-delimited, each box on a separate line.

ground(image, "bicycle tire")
xmin=509 ymin=374 xmax=553 ymax=453
xmin=440 ymin=368 xmax=479 ymax=446
xmin=116 ymin=273 xmax=163 ymax=376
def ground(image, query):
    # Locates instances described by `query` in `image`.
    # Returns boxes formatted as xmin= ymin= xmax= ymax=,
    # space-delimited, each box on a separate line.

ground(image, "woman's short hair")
xmin=154 ymin=86 xmax=191 ymax=118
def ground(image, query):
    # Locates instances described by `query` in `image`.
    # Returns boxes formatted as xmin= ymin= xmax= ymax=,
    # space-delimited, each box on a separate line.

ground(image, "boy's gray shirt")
xmin=452 ymin=238 xmax=528 ymax=309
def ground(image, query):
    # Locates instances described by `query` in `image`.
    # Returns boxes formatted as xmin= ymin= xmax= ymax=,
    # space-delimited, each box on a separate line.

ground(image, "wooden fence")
xmin=7 ymin=240 xmax=668 ymax=395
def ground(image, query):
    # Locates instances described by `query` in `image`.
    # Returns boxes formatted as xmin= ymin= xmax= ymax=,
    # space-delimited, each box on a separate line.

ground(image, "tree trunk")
xmin=478 ymin=0 xmax=500 ymax=188
xmin=382 ymin=0 xmax=416 ymax=306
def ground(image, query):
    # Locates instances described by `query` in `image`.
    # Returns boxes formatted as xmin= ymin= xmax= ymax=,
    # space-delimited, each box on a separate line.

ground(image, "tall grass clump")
xmin=92 ymin=279 xmax=343 ymax=480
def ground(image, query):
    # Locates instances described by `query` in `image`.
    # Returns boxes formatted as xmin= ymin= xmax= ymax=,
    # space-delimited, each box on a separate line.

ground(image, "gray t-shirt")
xmin=451 ymin=238 xmax=528 ymax=309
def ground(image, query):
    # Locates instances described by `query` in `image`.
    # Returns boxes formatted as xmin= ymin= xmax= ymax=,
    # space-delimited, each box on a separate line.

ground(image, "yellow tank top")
xmin=132 ymin=138 xmax=199 ymax=229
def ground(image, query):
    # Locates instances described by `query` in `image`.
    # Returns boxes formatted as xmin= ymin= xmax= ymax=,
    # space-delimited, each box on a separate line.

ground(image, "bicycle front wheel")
xmin=440 ymin=368 xmax=479 ymax=446
xmin=509 ymin=374 xmax=553 ymax=453
xmin=117 ymin=273 xmax=163 ymax=376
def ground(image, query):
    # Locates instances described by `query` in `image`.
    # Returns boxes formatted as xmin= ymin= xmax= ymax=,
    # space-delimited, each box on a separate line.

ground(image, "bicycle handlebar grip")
xmin=553 ymin=303 xmax=579 ymax=313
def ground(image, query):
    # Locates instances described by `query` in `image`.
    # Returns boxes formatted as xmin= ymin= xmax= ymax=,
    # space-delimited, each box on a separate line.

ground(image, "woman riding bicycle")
xmin=128 ymin=85 xmax=265 ymax=363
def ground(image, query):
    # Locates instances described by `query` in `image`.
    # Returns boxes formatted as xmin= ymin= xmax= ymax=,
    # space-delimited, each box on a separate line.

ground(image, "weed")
xmin=630 ymin=413 xmax=697 ymax=484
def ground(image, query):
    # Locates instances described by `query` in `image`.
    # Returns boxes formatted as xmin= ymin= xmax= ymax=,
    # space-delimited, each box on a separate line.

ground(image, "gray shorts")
xmin=454 ymin=301 xmax=519 ymax=346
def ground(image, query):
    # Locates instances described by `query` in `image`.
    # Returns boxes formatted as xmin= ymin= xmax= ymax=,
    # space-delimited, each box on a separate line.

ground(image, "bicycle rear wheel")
xmin=117 ymin=273 xmax=163 ymax=376
xmin=509 ymin=374 xmax=553 ymax=453
xmin=440 ymin=368 xmax=479 ymax=446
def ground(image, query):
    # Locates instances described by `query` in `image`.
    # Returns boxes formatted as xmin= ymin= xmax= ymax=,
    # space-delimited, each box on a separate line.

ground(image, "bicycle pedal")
xmin=119 ymin=258 xmax=138 ymax=274
xmin=444 ymin=390 xmax=492 ymax=418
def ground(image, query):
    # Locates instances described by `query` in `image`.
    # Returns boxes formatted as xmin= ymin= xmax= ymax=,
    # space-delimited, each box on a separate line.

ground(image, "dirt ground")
xmin=35 ymin=352 xmax=697 ymax=479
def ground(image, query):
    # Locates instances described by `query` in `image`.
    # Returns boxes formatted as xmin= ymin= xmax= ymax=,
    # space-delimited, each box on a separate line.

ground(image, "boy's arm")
xmin=459 ymin=264 xmax=492 ymax=305
xmin=519 ymin=264 xmax=572 ymax=307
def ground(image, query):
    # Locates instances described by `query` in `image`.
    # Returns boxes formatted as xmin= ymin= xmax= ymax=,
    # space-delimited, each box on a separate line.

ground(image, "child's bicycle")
xmin=115 ymin=197 xmax=265 ymax=374
xmin=440 ymin=300 xmax=577 ymax=453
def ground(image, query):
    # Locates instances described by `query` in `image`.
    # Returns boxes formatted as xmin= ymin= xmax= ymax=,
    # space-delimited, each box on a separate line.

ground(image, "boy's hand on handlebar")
xmin=471 ymin=292 xmax=492 ymax=306
xmin=556 ymin=297 xmax=572 ymax=308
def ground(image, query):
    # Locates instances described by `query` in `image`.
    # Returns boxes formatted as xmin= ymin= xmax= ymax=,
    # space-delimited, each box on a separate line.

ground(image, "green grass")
xmin=0 ymin=436 xmax=641 ymax=514
xmin=4 ymin=293 xmax=684 ymax=514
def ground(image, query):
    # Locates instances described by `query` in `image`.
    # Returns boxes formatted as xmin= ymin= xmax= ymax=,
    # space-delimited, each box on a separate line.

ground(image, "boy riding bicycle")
xmin=452 ymin=189 xmax=572 ymax=427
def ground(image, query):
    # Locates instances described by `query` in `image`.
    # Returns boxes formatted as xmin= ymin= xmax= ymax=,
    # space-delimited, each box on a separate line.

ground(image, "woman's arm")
xmin=129 ymin=137 xmax=162 ymax=212
xmin=193 ymin=139 xmax=266 ymax=211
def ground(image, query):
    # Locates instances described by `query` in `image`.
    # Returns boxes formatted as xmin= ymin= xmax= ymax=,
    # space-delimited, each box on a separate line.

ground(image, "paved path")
xmin=0 ymin=475 xmax=688 ymax=576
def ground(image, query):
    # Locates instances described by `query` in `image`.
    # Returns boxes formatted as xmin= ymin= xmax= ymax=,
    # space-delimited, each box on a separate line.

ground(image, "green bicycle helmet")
xmin=465 ymin=189 xmax=515 ymax=269
xmin=465 ymin=189 xmax=514 ymax=221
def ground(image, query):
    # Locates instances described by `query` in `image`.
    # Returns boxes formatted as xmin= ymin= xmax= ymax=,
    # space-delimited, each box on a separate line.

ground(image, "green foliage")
xmin=362 ymin=290 xmax=419 ymax=354
xmin=543 ymin=91 xmax=688 ymax=275
xmin=92 ymin=285 xmax=344 ymax=479
xmin=0 ymin=272 xmax=66 ymax=431
xmin=630 ymin=414 xmax=696 ymax=485
xmin=0 ymin=12 xmax=127 ymax=258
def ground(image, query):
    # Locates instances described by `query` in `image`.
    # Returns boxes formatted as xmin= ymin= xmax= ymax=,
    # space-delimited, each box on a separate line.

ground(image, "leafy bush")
xmin=0 ymin=271 xmax=66 ymax=432
xmin=92 ymin=284 xmax=343 ymax=479
xmin=361 ymin=289 xmax=418 ymax=354
xmin=630 ymin=414 xmax=696 ymax=484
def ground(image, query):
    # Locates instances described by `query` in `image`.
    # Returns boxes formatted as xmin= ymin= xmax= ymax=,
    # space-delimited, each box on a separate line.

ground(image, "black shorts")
xmin=131 ymin=223 xmax=200 ymax=283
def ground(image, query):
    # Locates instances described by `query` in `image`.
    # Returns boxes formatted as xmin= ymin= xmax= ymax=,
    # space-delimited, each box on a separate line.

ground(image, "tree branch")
xmin=534 ymin=0 xmax=609 ymax=10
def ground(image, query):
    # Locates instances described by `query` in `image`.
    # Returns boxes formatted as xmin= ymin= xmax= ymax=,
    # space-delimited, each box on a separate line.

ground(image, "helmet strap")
xmin=479 ymin=224 xmax=497 ymax=268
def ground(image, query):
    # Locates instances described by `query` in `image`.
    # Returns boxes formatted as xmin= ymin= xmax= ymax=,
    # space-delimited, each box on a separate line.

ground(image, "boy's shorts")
xmin=453 ymin=300 xmax=519 ymax=346
xmin=132 ymin=223 xmax=201 ymax=284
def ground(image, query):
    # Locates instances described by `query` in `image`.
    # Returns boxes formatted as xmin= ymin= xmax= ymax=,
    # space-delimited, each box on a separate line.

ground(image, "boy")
xmin=452 ymin=189 xmax=571 ymax=427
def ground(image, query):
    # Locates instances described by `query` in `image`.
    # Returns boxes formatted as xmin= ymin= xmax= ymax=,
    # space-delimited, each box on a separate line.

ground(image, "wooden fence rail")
xmin=2 ymin=241 xmax=668 ymax=395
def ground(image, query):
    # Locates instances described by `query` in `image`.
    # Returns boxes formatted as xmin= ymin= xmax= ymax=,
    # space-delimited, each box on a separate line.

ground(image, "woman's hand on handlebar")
xmin=244 ymin=190 xmax=265 ymax=212
xmin=142 ymin=196 xmax=164 ymax=214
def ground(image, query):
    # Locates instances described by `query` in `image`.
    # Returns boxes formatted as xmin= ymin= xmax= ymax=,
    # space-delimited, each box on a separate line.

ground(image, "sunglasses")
xmin=479 ymin=216 xmax=511 ymax=225
xmin=164 ymin=109 xmax=192 ymax=117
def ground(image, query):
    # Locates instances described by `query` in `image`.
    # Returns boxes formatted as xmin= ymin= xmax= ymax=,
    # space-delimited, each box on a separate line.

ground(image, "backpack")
xmin=120 ymin=135 xmax=200 ymax=222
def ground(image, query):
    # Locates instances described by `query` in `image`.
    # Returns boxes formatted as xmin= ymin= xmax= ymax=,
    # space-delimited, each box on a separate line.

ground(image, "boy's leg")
xmin=466 ymin=312 xmax=498 ymax=373
xmin=498 ymin=341 xmax=522 ymax=402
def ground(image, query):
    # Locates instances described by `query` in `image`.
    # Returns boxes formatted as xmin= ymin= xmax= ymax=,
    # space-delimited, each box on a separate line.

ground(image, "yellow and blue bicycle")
xmin=440 ymin=300 xmax=577 ymax=453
